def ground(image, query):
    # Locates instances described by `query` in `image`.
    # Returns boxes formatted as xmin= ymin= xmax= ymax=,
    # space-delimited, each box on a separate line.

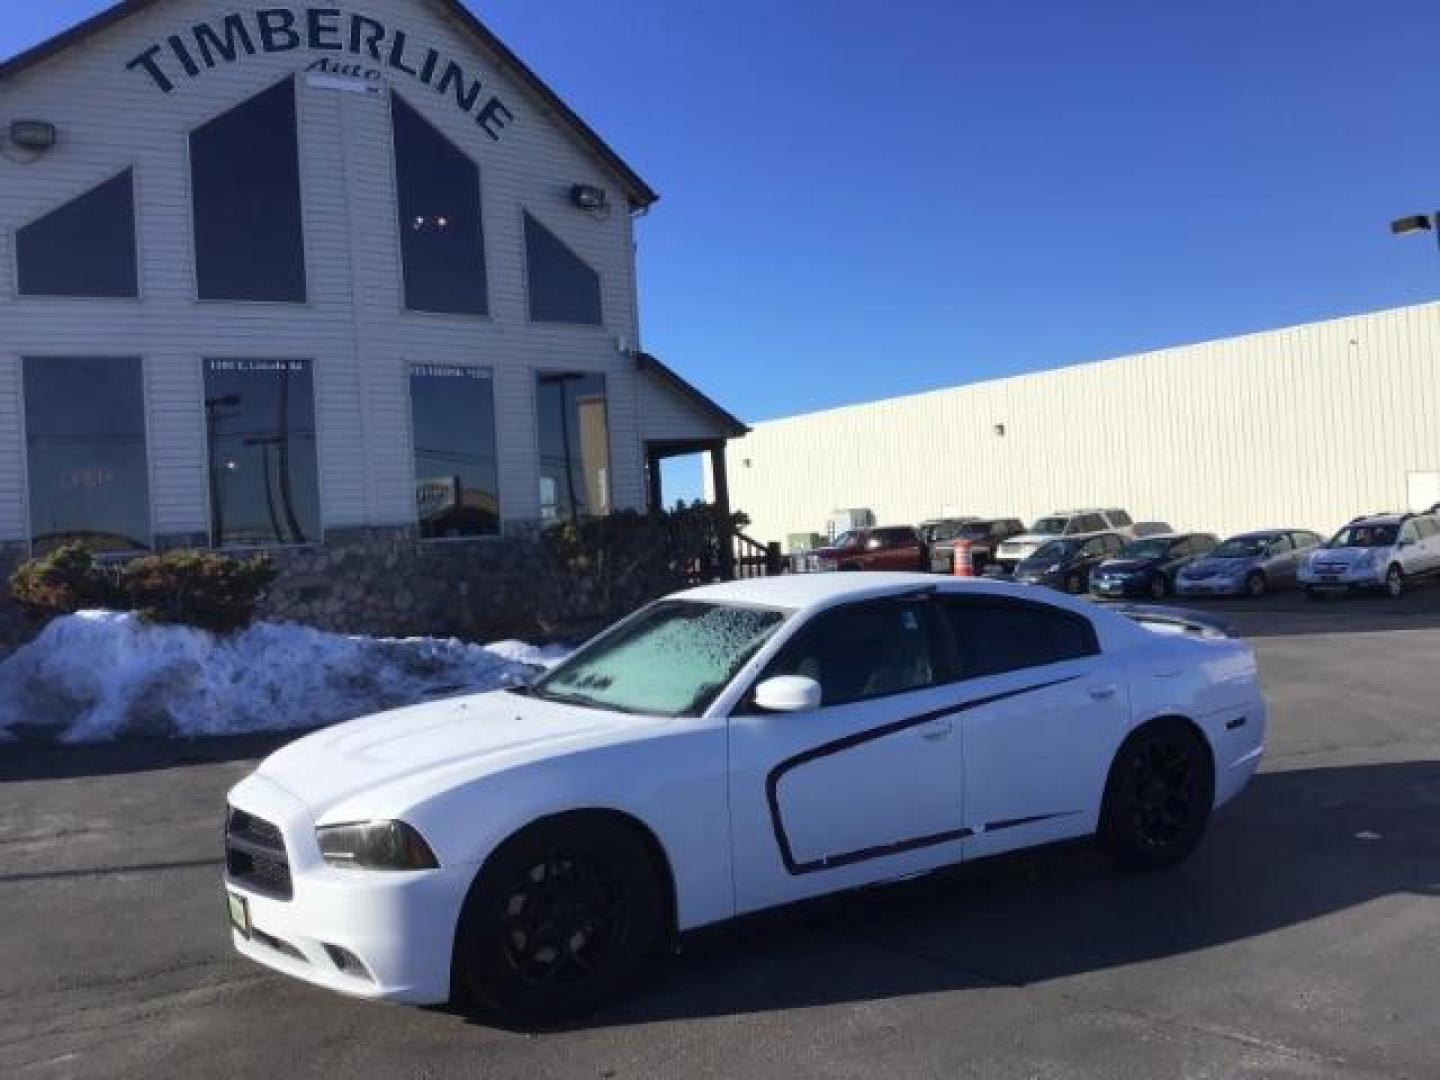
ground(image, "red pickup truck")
xmin=804 ymin=526 xmax=926 ymax=572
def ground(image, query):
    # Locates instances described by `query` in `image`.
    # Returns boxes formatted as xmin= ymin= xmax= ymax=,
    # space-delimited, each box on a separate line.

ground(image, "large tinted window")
xmin=17 ymin=171 xmax=138 ymax=298
xmin=191 ymin=78 xmax=306 ymax=302
xmin=23 ymin=357 xmax=150 ymax=554
xmin=760 ymin=600 xmax=936 ymax=707
xmin=410 ymin=364 xmax=499 ymax=537
xmin=524 ymin=212 xmax=602 ymax=325
xmin=537 ymin=373 xmax=609 ymax=524
xmin=940 ymin=599 xmax=1097 ymax=680
xmin=391 ymin=95 xmax=487 ymax=316
xmin=204 ymin=359 xmax=320 ymax=546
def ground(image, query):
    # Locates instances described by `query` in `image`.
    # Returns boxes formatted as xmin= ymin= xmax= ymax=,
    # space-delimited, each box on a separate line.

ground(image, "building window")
xmin=537 ymin=373 xmax=609 ymax=524
xmin=392 ymin=94 xmax=488 ymax=316
xmin=204 ymin=359 xmax=320 ymax=547
xmin=23 ymin=357 xmax=151 ymax=554
xmin=524 ymin=213 xmax=602 ymax=325
xmin=410 ymin=364 xmax=500 ymax=537
xmin=16 ymin=170 xmax=138 ymax=298
xmin=190 ymin=77 xmax=306 ymax=302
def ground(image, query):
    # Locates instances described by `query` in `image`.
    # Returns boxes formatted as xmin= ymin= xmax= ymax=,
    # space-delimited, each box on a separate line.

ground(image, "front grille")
xmin=225 ymin=807 xmax=293 ymax=900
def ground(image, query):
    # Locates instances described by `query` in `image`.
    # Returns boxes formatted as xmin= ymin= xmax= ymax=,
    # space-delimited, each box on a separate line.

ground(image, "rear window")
xmin=1107 ymin=510 xmax=1133 ymax=527
xmin=939 ymin=598 xmax=1098 ymax=680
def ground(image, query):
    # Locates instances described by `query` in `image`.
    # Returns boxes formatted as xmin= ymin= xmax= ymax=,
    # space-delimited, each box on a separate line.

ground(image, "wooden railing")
xmin=732 ymin=531 xmax=784 ymax=580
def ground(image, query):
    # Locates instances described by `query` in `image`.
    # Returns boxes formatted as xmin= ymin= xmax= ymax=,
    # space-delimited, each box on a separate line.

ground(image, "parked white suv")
xmin=991 ymin=508 xmax=1136 ymax=575
xmin=1299 ymin=512 xmax=1440 ymax=598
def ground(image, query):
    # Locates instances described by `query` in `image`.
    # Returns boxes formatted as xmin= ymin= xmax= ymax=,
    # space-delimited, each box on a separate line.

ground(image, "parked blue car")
xmin=1090 ymin=533 xmax=1219 ymax=600
xmin=1176 ymin=529 xmax=1325 ymax=598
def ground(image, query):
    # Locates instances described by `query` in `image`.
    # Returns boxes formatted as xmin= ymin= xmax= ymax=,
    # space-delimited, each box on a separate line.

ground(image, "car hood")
xmin=1003 ymin=533 xmax=1060 ymax=550
xmin=257 ymin=690 xmax=658 ymax=819
xmin=1096 ymin=558 xmax=1157 ymax=574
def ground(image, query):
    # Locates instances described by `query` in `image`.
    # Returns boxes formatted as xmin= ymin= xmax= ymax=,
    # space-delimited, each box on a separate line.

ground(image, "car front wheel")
xmin=455 ymin=814 xmax=666 ymax=1022
xmin=1244 ymin=571 xmax=1267 ymax=598
xmin=1384 ymin=565 xmax=1404 ymax=599
xmin=1100 ymin=718 xmax=1214 ymax=870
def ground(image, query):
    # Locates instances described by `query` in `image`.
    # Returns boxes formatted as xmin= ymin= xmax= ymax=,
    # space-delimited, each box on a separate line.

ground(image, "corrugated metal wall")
xmin=0 ymin=0 xmax=660 ymax=544
xmin=719 ymin=303 xmax=1440 ymax=545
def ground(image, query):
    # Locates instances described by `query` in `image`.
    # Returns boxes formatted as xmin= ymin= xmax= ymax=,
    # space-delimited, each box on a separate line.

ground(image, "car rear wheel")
xmin=455 ymin=814 xmax=665 ymax=1022
xmin=1244 ymin=571 xmax=1267 ymax=598
xmin=1100 ymin=718 xmax=1214 ymax=870
xmin=1384 ymin=565 xmax=1404 ymax=599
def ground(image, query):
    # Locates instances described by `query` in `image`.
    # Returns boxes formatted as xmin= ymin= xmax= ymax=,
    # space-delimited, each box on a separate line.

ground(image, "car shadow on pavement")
xmin=0 ymin=729 xmax=306 ymax=782
xmin=520 ymin=760 xmax=1440 ymax=1032
xmin=1149 ymin=583 xmax=1440 ymax=639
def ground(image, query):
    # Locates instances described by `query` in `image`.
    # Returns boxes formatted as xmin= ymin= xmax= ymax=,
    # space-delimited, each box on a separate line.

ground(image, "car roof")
xmin=1348 ymin=514 xmax=1407 ymax=525
xmin=675 ymin=572 xmax=1081 ymax=613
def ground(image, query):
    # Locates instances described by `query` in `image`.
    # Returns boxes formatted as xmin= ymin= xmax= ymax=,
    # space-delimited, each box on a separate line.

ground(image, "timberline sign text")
xmin=126 ymin=7 xmax=515 ymax=140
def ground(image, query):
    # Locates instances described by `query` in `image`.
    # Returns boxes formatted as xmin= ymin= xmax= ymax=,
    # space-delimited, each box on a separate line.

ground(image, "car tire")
xmin=1099 ymin=718 xmax=1214 ymax=871
xmin=1148 ymin=574 xmax=1167 ymax=600
xmin=454 ymin=813 xmax=666 ymax=1023
xmin=1384 ymin=565 xmax=1404 ymax=599
xmin=1244 ymin=571 xmax=1268 ymax=599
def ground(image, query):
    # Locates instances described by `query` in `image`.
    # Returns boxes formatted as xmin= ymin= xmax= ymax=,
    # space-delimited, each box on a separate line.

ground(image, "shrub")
xmin=9 ymin=543 xmax=118 ymax=617
xmin=8 ymin=545 xmax=277 ymax=635
xmin=120 ymin=550 xmax=277 ymax=634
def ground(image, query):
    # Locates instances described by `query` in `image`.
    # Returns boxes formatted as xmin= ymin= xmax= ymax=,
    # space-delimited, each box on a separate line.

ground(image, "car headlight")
xmin=317 ymin=820 xmax=439 ymax=870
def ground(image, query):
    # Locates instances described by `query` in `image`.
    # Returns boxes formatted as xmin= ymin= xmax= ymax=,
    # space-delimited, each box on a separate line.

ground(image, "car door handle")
xmin=1088 ymin=683 xmax=1118 ymax=700
xmin=918 ymin=719 xmax=954 ymax=742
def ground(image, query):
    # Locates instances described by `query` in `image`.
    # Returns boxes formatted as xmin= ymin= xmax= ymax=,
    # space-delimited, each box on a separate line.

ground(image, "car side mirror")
xmin=754 ymin=676 xmax=822 ymax=713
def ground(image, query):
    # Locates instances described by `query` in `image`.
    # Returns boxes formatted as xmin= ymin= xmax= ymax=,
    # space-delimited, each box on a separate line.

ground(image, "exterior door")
xmin=934 ymin=595 xmax=1130 ymax=859
xmin=727 ymin=598 xmax=968 ymax=914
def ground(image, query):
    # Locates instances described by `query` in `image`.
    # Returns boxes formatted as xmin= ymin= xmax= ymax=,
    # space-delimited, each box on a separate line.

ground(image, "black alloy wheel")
xmin=1100 ymin=718 xmax=1213 ymax=870
xmin=456 ymin=814 xmax=664 ymax=1022
xmin=1244 ymin=571 xmax=1267 ymax=599
xmin=1384 ymin=565 xmax=1405 ymax=599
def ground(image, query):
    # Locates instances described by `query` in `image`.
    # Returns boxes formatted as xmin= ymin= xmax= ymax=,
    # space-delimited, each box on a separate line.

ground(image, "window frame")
xmin=13 ymin=166 xmax=144 ymax=302
xmin=533 ymin=369 xmax=614 ymax=526
xmin=19 ymin=354 xmax=156 ymax=557
xmin=387 ymin=91 xmax=492 ymax=321
xmin=199 ymin=355 xmax=325 ymax=550
xmin=185 ymin=75 xmax=311 ymax=307
xmin=405 ymin=359 xmax=503 ymax=542
xmin=520 ymin=208 xmax=606 ymax=328
xmin=932 ymin=594 xmax=1101 ymax=686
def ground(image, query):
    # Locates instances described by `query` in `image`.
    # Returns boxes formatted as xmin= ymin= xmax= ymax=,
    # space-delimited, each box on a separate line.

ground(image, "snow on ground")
xmin=0 ymin=612 xmax=571 ymax=744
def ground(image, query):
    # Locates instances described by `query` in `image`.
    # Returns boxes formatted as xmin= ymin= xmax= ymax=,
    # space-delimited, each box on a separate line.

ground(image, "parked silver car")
xmin=1176 ymin=529 xmax=1324 ymax=598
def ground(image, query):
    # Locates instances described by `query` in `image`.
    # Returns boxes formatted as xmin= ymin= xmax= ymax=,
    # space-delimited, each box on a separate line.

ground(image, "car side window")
xmin=1109 ymin=510 xmax=1133 ymax=527
xmin=1416 ymin=519 xmax=1438 ymax=540
xmin=938 ymin=598 xmax=1098 ymax=681
xmin=1269 ymin=534 xmax=1293 ymax=554
xmin=1105 ymin=534 xmax=1124 ymax=554
xmin=1081 ymin=536 xmax=1107 ymax=556
xmin=1399 ymin=523 xmax=1419 ymax=544
xmin=756 ymin=600 xmax=936 ymax=708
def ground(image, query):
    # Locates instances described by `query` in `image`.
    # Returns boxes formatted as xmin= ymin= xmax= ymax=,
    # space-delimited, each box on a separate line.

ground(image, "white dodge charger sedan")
xmin=224 ymin=573 xmax=1265 ymax=1020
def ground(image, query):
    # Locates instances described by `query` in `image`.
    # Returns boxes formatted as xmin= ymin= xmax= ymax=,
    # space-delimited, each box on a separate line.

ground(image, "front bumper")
xmin=224 ymin=773 xmax=476 ymax=1005
xmin=1299 ymin=566 xmax=1382 ymax=591
xmin=1090 ymin=574 xmax=1151 ymax=598
xmin=1176 ymin=576 xmax=1245 ymax=597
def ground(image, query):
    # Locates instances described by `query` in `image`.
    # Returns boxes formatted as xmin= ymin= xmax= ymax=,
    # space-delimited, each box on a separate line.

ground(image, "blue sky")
xmin=7 ymin=1 xmax=1440 ymax=501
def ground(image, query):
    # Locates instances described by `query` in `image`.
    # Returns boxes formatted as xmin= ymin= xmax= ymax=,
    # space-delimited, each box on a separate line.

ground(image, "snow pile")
xmin=0 ymin=612 xmax=570 ymax=744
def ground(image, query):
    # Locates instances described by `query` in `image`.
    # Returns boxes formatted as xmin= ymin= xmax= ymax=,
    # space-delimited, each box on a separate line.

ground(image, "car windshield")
xmin=1121 ymin=538 xmax=1172 ymax=559
xmin=1213 ymin=537 xmax=1268 ymax=558
xmin=528 ymin=600 xmax=788 ymax=717
xmin=924 ymin=521 xmax=967 ymax=542
xmin=957 ymin=522 xmax=996 ymax=540
xmin=830 ymin=531 xmax=864 ymax=550
xmin=1329 ymin=524 xmax=1398 ymax=548
xmin=1031 ymin=539 xmax=1078 ymax=562
xmin=1031 ymin=516 xmax=1068 ymax=536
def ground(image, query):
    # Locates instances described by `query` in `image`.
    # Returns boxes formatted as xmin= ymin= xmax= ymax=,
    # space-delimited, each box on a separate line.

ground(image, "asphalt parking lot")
xmin=3 ymin=588 xmax=1439 ymax=1079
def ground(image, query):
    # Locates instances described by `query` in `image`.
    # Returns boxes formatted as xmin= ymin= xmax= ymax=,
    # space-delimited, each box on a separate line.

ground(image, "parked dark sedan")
xmin=1012 ymin=532 xmax=1126 ymax=593
xmin=1090 ymin=532 xmax=1219 ymax=600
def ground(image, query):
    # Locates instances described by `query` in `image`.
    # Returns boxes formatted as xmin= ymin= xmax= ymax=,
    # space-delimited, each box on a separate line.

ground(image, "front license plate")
xmin=1320 ymin=575 xmax=1340 ymax=584
xmin=227 ymin=890 xmax=251 ymax=938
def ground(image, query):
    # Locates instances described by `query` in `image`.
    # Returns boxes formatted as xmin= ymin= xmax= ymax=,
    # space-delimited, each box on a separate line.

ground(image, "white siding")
xmin=721 ymin=303 xmax=1440 ymax=545
xmin=637 ymin=373 xmax=736 ymax=443
xmin=0 ymin=0 xmax=667 ymax=543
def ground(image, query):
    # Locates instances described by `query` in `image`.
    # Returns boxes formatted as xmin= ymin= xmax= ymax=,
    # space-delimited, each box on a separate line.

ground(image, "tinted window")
xmin=24 ymin=357 xmax=150 ymax=554
xmin=760 ymin=601 xmax=935 ymax=707
xmin=940 ymin=599 xmax=1097 ymax=680
xmin=1108 ymin=510 xmax=1133 ymax=527
xmin=191 ymin=78 xmax=306 ymax=302
xmin=1082 ymin=536 xmax=1110 ymax=556
xmin=537 ymin=373 xmax=609 ymax=524
xmin=205 ymin=359 xmax=320 ymax=546
xmin=1400 ymin=523 xmax=1419 ymax=543
xmin=875 ymin=527 xmax=915 ymax=545
xmin=525 ymin=212 xmax=602 ymax=324
xmin=1268 ymin=534 xmax=1293 ymax=553
xmin=392 ymin=94 xmax=487 ymax=316
xmin=410 ymin=364 xmax=499 ymax=538
xmin=17 ymin=170 xmax=137 ymax=298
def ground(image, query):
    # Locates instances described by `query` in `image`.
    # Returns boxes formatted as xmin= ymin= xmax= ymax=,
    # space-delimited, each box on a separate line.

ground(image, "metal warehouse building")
xmin=718 ymin=302 xmax=1440 ymax=548
xmin=0 ymin=0 xmax=746 ymax=643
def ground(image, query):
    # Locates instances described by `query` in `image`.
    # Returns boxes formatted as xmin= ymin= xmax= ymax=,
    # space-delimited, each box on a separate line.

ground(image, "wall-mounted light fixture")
xmin=9 ymin=120 xmax=57 ymax=152
xmin=993 ymin=423 xmax=1006 ymax=437
xmin=569 ymin=183 xmax=608 ymax=212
